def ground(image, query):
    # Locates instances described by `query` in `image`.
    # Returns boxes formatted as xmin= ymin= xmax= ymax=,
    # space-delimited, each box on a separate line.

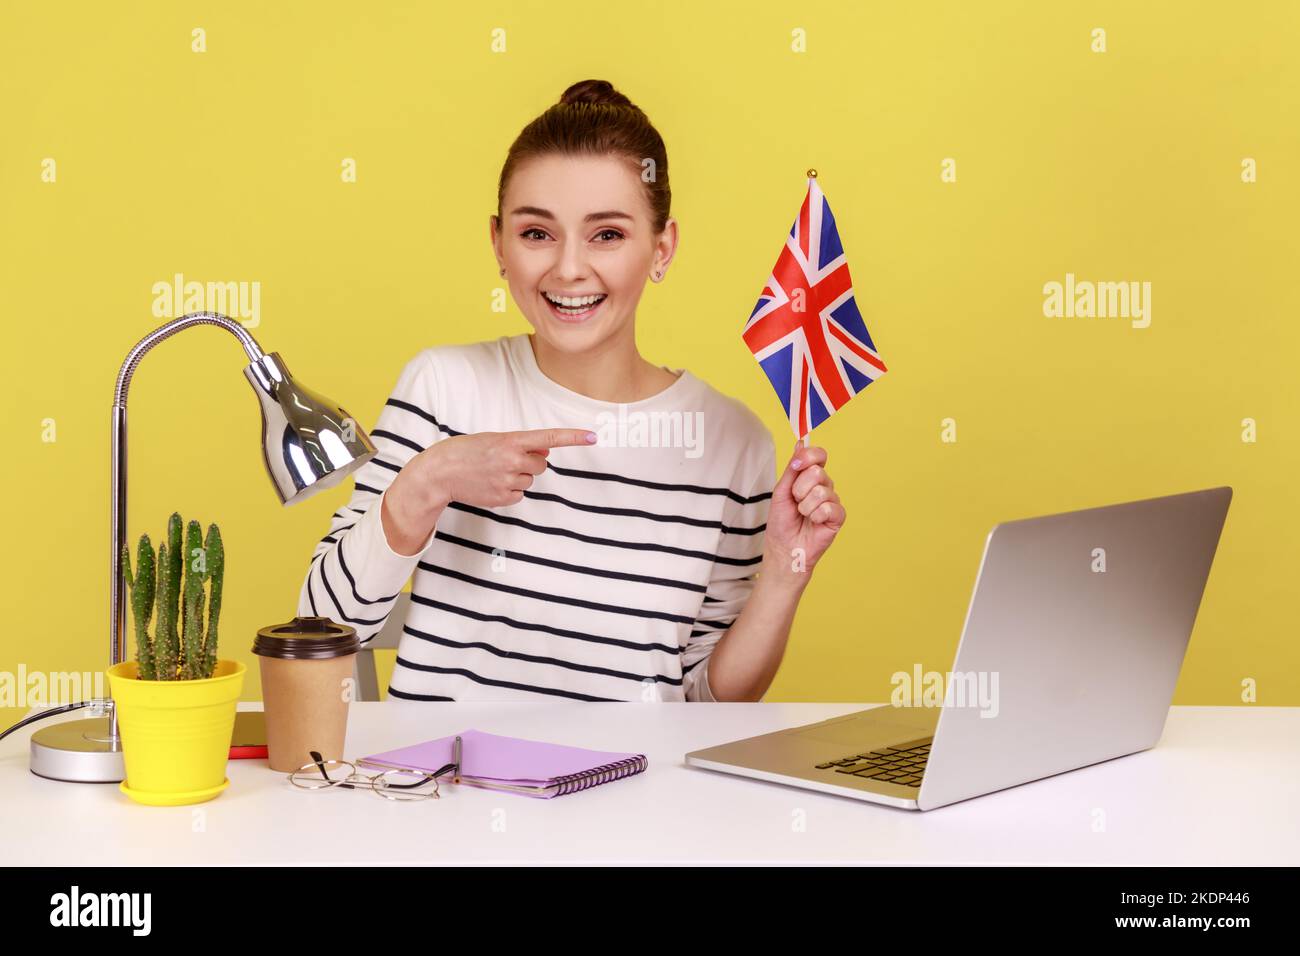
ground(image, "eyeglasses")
xmin=288 ymin=749 xmax=457 ymax=802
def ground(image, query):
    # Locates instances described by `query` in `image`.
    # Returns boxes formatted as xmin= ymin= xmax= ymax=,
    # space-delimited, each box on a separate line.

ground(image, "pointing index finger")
xmin=511 ymin=428 xmax=599 ymax=450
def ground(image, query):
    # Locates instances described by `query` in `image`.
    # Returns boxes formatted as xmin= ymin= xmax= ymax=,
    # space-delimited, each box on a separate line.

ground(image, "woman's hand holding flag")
xmin=762 ymin=442 xmax=845 ymax=584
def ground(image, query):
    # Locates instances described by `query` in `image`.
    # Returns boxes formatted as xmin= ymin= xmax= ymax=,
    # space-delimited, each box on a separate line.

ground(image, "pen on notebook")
xmin=453 ymin=735 xmax=462 ymax=785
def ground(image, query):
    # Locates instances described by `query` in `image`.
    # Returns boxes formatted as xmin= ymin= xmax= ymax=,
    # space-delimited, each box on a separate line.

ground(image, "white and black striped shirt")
xmin=297 ymin=334 xmax=776 ymax=702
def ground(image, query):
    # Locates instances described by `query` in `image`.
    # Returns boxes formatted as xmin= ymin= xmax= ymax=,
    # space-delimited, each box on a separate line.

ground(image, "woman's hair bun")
xmin=559 ymin=79 xmax=635 ymax=109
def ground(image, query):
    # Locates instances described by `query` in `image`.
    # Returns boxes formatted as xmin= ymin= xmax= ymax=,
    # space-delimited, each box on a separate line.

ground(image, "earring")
xmin=500 ymin=267 xmax=506 ymax=277
xmin=653 ymin=269 xmax=663 ymax=281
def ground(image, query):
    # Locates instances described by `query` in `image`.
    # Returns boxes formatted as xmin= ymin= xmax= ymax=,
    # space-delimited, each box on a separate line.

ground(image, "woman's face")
xmin=492 ymin=152 xmax=675 ymax=354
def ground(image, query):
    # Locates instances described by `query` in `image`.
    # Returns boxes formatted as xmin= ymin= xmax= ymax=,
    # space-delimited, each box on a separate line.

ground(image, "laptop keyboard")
xmin=815 ymin=736 xmax=933 ymax=788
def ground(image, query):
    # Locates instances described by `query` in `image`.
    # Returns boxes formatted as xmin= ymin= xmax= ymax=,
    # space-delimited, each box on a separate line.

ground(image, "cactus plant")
xmin=120 ymin=512 xmax=225 ymax=680
xmin=121 ymin=535 xmax=157 ymax=680
xmin=180 ymin=520 xmax=204 ymax=679
xmin=154 ymin=513 xmax=183 ymax=679
xmin=201 ymin=524 xmax=224 ymax=680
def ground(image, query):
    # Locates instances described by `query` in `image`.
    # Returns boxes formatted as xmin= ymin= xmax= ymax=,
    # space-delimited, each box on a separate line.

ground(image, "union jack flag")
xmin=743 ymin=177 xmax=887 ymax=439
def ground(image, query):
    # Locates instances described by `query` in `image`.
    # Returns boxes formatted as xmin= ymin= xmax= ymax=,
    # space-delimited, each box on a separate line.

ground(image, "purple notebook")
xmin=358 ymin=729 xmax=648 ymax=798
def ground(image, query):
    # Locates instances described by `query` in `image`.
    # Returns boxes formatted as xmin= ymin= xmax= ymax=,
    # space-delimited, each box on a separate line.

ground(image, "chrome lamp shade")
xmin=28 ymin=312 xmax=376 ymax=784
xmin=245 ymin=352 xmax=376 ymax=505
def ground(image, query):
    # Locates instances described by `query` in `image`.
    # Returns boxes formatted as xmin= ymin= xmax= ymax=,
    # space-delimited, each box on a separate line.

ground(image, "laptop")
xmin=685 ymin=486 xmax=1233 ymax=811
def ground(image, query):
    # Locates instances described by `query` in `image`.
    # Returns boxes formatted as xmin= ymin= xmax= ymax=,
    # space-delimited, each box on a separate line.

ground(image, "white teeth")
xmin=544 ymin=292 xmax=605 ymax=308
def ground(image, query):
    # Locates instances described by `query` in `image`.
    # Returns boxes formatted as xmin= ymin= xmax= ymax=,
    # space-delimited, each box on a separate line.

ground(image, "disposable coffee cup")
xmin=253 ymin=616 xmax=360 ymax=772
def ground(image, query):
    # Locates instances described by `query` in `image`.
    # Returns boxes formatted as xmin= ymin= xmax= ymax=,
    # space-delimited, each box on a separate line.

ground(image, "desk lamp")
xmin=29 ymin=312 xmax=377 ymax=782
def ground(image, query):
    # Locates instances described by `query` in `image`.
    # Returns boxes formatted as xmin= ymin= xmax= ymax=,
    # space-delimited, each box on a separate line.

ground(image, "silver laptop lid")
xmin=918 ymin=486 xmax=1232 ymax=811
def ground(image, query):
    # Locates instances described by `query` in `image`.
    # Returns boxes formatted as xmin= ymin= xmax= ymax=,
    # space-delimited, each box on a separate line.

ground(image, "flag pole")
xmin=802 ymin=167 xmax=818 ymax=450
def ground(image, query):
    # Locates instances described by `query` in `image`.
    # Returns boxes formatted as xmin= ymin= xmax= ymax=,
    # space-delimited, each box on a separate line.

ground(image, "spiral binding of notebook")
xmin=552 ymin=755 xmax=649 ymax=795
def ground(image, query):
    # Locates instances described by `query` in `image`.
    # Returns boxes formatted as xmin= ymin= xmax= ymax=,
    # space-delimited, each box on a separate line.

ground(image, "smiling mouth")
xmin=542 ymin=290 xmax=607 ymax=320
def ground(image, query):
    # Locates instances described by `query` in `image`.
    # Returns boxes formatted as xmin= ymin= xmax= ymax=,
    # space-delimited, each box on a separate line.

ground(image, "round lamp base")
xmin=29 ymin=717 xmax=126 ymax=783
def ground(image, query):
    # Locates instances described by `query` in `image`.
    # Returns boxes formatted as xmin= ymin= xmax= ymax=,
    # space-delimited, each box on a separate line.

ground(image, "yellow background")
xmin=3 ymin=1 xmax=1296 ymax=725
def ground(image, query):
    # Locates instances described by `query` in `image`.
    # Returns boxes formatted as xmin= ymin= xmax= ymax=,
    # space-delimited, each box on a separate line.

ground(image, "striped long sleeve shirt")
xmin=297 ymin=333 xmax=777 ymax=702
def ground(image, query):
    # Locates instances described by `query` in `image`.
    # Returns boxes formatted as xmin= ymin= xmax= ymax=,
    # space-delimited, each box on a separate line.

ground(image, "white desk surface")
xmin=2 ymin=702 xmax=1296 ymax=865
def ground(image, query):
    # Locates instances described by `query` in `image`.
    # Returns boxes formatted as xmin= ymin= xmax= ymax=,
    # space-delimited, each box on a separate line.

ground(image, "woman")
xmin=297 ymin=79 xmax=846 ymax=702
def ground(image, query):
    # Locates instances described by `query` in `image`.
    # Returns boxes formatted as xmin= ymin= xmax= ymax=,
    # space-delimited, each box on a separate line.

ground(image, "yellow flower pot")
xmin=106 ymin=659 xmax=246 ymax=806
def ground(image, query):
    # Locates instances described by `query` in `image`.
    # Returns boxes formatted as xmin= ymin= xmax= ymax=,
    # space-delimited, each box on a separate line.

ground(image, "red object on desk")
xmin=229 ymin=712 xmax=268 ymax=759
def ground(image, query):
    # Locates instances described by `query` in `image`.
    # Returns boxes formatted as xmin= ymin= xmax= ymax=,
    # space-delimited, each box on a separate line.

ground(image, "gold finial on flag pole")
xmin=807 ymin=168 xmax=818 ymax=179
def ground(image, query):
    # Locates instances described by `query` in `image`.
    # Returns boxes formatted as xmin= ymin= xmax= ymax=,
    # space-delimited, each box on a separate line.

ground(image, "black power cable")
xmin=0 ymin=701 xmax=103 ymax=743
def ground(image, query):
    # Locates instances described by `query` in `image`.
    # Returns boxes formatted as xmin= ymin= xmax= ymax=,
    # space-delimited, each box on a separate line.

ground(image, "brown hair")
xmin=496 ymin=79 xmax=671 ymax=233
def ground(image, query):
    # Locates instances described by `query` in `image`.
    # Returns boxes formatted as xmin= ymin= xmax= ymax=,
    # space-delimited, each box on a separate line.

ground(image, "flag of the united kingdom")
xmin=743 ymin=177 xmax=887 ymax=439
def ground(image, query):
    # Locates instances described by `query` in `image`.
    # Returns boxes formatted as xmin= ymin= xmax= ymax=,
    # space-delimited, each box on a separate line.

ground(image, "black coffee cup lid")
xmin=253 ymin=616 xmax=360 ymax=660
